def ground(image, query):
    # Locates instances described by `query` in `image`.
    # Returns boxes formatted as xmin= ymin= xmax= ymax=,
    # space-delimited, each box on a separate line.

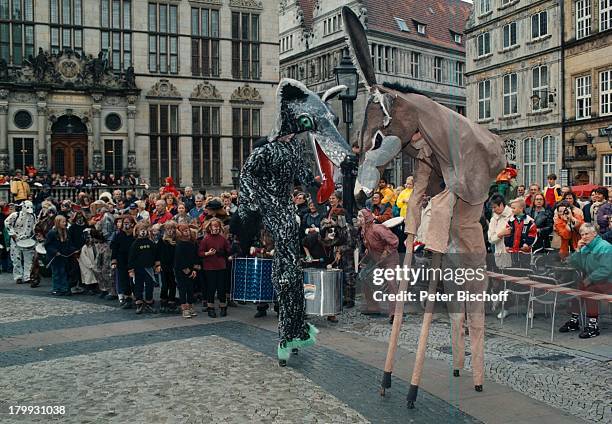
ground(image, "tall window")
xmin=148 ymin=2 xmax=178 ymax=73
xmin=522 ymin=137 xmax=537 ymax=187
xmin=433 ymin=57 xmax=442 ymax=82
xmin=600 ymin=69 xmax=612 ymax=116
xmin=576 ymin=0 xmax=591 ymax=39
xmin=232 ymin=108 xmax=260 ymax=169
xmin=232 ymin=11 xmax=260 ymax=80
xmin=149 ymin=104 xmax=179 ymax=186
xmin=478 ymin=79 xmax=491 ymax=120
xmin=541 ymin=135 xmax=557 ymax=188
xmin=13 ymin=137 xmax=33 ymax=170
xmin=371 ymin=44 xmax=396 ymax=73
xmin=50 ymin=0 xmax=82 ymax=55
xmin=192 ymin=106 xmax=221 ymax=187
xmin=477 ymin=32 xmax=490 ymax=57
xmin=0 ymin=0 xmax=34 ymax=65
xmin=479 ymin=0 xmax=490 ymax=15
xmin=503 ymin=73 xmax=518 ymax=116
xmin=532 ymin=65 xmax=548 ymax=111
xmin=410 ymin=52 xmax=420 ymax=78
xmin=101 ymin=0 xmax=131 ymax=72
xmin=531 ymin=11 xmax=548 ymax=39
xmin=601 ymin=0 xmax=612 ymax=31
xmin=503 ymin=22 xmax=517 ymax=49
xmin=454 ymin=62 xmax=464 ymax=86
xmin=604 ymin=155 xmax=612 ymax=186
xmin=104 ymin=139 xmax=123 ymax=174
xmin=575 ymin=75 xmax=591 ymax=119
xmin=191 ymin=7 xmax=220 ymax=77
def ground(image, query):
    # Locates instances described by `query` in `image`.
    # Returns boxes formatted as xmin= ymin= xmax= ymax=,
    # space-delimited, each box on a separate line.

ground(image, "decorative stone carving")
xmin=127 ymin=108 xmax=137 ymax=119
xmin=14 ymin=49 xmax=135 ymax=90
xmin=103 ymin=96 xmax=125 ymax=107
xmin=0 ymin=151 xmax=9 ymax=173
xmin=92 ymin=151 xmax=103 ymax=171
xmin=38 ymin=152 xmax=48 ymax=173
xmin=36 ymin=91 xmax=47 ymax=102
xmin=0 ymin=89 xmax=9 ymax=100
xmin=231 ymin=84 xmax=262 ymax=103
xmin=0 ymin=104 xmax=8 ymax=114
xmin=37 ymin=105 xmax=48 ymax=115
xmin=229 ymin=0 xmax=263 ymax=10
xmin=191 ymin=82 xmax=223 ymax=101
xmin=127 ymin=152 xmax=137 ymax=171
xmin=91 ymin=93 xmax=104 ymax=104
xmin=127 ymin=95 xmax=137 ymax=105
xmin=10 ymin=92 xmax=35 ymax=103
xmin=146 ymin=79 xmax=181 ymax=98
xmin=46 ymin=109 xmax=91 ymax=133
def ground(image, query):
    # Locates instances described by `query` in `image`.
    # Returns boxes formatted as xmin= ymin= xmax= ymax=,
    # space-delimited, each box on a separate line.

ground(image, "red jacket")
xmin=150 ymin=211 xmax=173 ymax=225
xmin=198 ymin=234 xmax=231 ymax=270
xmin=504 ymin=214 xmax=538 ymax=253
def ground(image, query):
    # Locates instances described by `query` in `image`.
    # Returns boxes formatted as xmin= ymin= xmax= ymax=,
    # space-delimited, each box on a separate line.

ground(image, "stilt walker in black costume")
xmin=237 ymin=79 xmax=353 ymax=365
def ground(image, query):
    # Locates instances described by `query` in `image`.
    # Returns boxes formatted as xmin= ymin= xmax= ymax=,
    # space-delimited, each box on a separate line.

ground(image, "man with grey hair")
xmin=182 ymin=186 xmax=196 ymax=211
xmin=559 ymin=222 xmax=612 ymax=338
xmin=189 ymin=194 xmax=206 ymax=220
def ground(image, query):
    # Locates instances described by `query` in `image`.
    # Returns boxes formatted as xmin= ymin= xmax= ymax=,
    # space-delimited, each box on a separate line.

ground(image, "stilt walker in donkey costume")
xmin=237 ymin=78 xmax=352 ymax=366
xmin=341 ymin=7 xmax=506 ymax=406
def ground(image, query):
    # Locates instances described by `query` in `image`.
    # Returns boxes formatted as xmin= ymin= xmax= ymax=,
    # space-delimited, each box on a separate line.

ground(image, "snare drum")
xmin=231 ymin=257 xmax=275 ymax=302
xmin=35 ymin=243 xmax=47 ymax=255
xmin=303 ymin=268 xmax=343 ymax=316
xmin=16 ymin=238 xmax=36 ymax=249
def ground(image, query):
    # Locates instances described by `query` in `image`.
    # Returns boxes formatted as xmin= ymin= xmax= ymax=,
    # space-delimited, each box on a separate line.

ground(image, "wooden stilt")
xmin=379 ymin=234 xmax=414 ymax=396
xmin=406 ymin=252 xmax=442 ymax=408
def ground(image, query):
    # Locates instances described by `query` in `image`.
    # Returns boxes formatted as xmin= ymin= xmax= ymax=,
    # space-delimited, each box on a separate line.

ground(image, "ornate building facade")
xmin=0 ymin=0 xmax=279 ymax=189
xmin=465 ymin=0 xmax=563 ymax=189
xmin=279 ymin=0 xmax=471 ymax=185
xmin=563 ymin=0 xmax=612 ymax=186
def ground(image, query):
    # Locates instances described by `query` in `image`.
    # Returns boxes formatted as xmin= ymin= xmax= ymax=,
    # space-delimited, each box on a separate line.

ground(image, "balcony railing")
xmin=0 ymin=185 xmax=149 ymax=204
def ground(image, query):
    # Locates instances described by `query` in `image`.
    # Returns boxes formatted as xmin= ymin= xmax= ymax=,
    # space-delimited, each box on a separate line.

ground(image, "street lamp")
xmin=334 ymin=49 xmax=359 ymax=220
xmin=605 ymin=124 xmax=612 ymax=148
xmin=231 ymin=167 xmax=240 ymax=190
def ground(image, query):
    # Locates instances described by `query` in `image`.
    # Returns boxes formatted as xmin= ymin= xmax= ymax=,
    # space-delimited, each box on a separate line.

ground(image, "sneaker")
xmin=15 ymin=278 xmax=24 ymax=285
xmin=559 ymin=318 xmax=580 ymax=333
xmin=30 ymin=280 xmax=40 ymax=288
xmin=207 ymin=308 xmax=217 ymax=318
xmin=189 ymin=306 xmax=198 ymax=317
xmin=135 ymin=303 xmax=144 ymax=314
xmin=579 ymin=321 xmax=600 ymax=339
xmin=144 ymin=303 xmax=156 ymax=313
xmin=71 ymin=286 xmax=85 ymax=294
xmin=497 ymin=309 xmax=509 ymax=319
xmin=120 ymin=299 xmax=133 ymax=310
xmin=182 ymin=308 xmax=192 ymax=319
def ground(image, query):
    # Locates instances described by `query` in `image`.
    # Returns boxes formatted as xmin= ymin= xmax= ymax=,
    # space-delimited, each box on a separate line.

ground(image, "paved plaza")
xmin=0 ymin=274 xmax=608 ymax=423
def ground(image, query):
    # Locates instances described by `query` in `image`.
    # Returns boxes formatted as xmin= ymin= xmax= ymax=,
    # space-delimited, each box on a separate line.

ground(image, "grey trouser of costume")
xmin=10 ymin=239 xmax=34 ymax=282
xmin=405 ymin=160 xmax=488 ymax=385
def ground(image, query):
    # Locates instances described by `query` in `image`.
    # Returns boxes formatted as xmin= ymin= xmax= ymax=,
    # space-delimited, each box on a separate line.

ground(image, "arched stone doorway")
xmin=51 ymin=114 xmax=88 ymax=176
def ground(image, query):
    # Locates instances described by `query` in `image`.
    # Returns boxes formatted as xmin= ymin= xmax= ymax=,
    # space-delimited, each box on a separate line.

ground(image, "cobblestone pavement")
xmin=0 ymin=280 xmax=481 ymax=424
xmin=323 ymin=306 xmax=611 ymax=423
xmin=1 ymin=336 xmax=367 ymax=424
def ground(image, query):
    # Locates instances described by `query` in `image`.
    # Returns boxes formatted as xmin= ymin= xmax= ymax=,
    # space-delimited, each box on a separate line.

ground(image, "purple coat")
xmin=597 ymin=202 xmax=612 ymax=235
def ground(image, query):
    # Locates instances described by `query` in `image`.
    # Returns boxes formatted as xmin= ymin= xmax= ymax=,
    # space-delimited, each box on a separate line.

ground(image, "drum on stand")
xmin=303 ymin=268 xmax=343 ymax=316
xmin=231 ymin=257 xmax=275 ymax=302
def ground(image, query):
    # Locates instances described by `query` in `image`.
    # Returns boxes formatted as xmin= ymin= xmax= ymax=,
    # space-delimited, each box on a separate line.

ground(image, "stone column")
xmin=36 ymin=91 xmax=48 ymax=174
xmin=0 ymin=89 xmax=9 ymax=173
xmin=91 ymin=93 xmax=103 ymax=171
xmin=126 ymin=95 xmax=137 ymax=173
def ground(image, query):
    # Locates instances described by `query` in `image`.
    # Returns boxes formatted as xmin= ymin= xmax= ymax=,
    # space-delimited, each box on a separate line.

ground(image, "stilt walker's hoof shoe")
xmin=277 ymin=342 xmax=291 ymax=366
xmin=475 ymin=385 xmax=483 ymax=392
xmin=406 ymin=400 xmax=415 ymax=409
xmin=278 ymin=360 xmax=287 ymax=367
xmin=453 ymin=370 xmax=460 ymax=377
xmin=291 ymin=348 xmax=298 ymax=355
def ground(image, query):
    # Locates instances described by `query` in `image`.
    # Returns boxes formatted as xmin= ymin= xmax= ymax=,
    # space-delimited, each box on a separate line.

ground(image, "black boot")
xmin=207 ymin=307 xmax=217 ymax=318
xmin=579 ymin=318 xmax=600 ymax=339
xmin=254 ymin=309 xmax=267 ymax=318
xmin=559 ymin=314 xmax=580 ymax=333
xmin=220 ymin=306 xmax=227 ymax=317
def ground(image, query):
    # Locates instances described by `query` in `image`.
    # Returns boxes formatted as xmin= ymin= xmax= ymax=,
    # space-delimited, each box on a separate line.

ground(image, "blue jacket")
xmin=569 ymin=236 xmax=612 ymax=283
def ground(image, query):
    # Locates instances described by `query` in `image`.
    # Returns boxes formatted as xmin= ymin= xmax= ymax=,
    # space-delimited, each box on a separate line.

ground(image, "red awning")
xmin=571 ymin=183 xmax=600 ymax=198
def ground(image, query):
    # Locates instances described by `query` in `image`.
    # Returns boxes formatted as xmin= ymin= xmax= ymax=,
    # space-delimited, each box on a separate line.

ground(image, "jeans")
xmin=51 ymin=257 xmax=69 ymax=293
xmin=133 ymin=267 xmax=156 ymax=302
xmin=175 ymin=269 xmax=194 ymax=304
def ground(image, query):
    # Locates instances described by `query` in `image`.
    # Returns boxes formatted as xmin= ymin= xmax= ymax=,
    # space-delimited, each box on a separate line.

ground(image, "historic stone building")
xmin=563 ymin=0 xmax=612 ymax=186
xmin=0 ymin=0 xmax=279 ymax=189
xmin=279 ymin=0 xmax=471 ymax=185
xmin=465 ymin=0 xmax=563 ymax=189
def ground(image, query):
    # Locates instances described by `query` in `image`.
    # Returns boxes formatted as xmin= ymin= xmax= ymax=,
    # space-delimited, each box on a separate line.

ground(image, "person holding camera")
xmin=554 ymin=201 xmax=584 ymax=260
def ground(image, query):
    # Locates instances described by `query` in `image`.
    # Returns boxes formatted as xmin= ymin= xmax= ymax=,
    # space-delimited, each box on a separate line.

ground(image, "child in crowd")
xmin=175 ymin=223 xmax=199 ymax=318
xmin=78 ymin=228 xmax=98 ymax=294
xmin=503 ymin=198 xmax=538 ymax=268
xmin=128 ymin=222 xmax=161 ymax=314
xmin=157 ymin=221 xmax=178 ymax=313
xmin=111 ymin=215 xmax=135 ymax=309
xmin=199 ymin=218 xmax=231 ymax=318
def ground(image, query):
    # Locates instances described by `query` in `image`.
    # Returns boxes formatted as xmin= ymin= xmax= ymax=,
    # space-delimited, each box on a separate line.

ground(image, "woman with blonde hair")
xmin=198 ymin=217 xmax=231 ymax=317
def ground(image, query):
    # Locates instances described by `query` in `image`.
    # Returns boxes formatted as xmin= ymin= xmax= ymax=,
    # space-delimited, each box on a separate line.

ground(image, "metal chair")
xmin=498 ymin=267 xmax=533 ymax=327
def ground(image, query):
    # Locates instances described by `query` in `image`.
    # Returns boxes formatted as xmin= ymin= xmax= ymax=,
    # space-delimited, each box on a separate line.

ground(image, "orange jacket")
xmin=554 ymin=213 xmax=584 ymax=258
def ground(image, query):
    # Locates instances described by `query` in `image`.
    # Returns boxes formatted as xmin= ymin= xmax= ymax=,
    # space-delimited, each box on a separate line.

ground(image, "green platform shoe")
xmin=287 ymin=324 xmax=319 ymax=349
xmin=277 ymin=342 xmax=291 ymax=367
